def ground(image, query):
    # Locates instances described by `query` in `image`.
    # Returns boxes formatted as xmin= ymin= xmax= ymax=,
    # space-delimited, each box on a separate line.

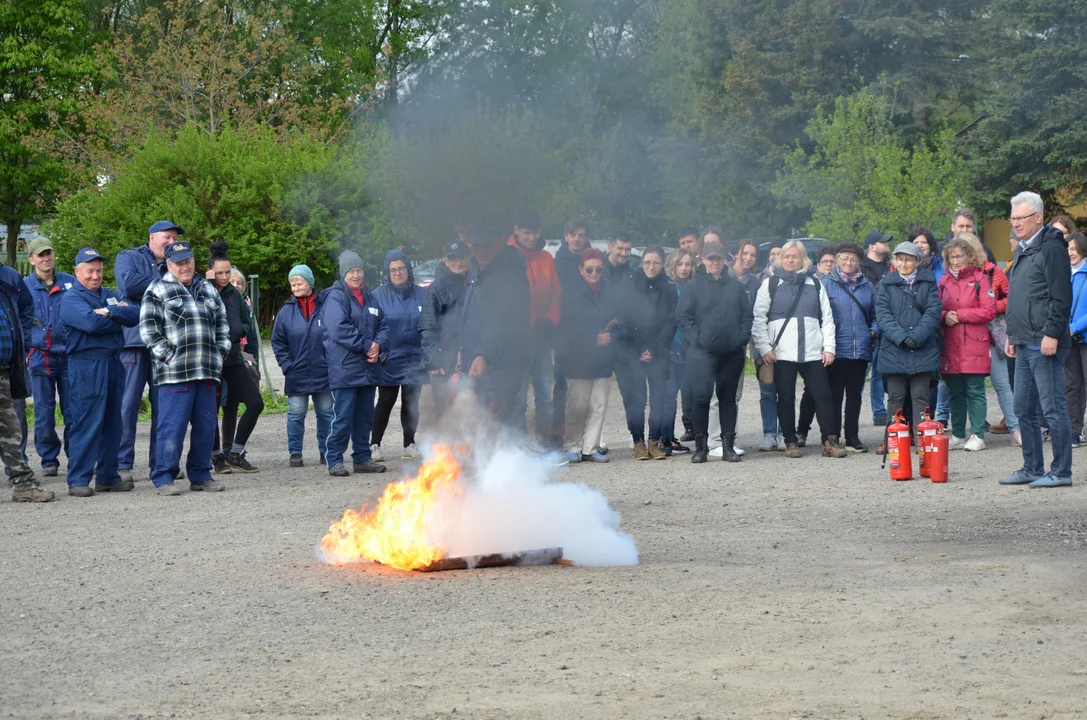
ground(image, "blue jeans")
xmin=326 ymin=386 xmax=376 ymax=467
xmin=30 ymin=370 xmax=71 ymax=469
xmin=1014 ymin=346 xmax=1072 ymax=478
xmin=118 ymin=348 xmax=158 ymax=471
xmin=287 ymin=392 xmax=333 ymax=456
xmin=869 ymin=349 xmax=886 ymax=419
xmin=759 ymin=378 xmax=780 ymax=436
xmin=935 ymin=380 xmax=951 ymax=423
xmin=67 ymin=356 xmax=124 ymax=488
xmin=990 ymin=344 xmax=1018 ymax=432
xmin=515 ymin=346 xmax=553 ymax=436
xmin=153 ymin=380 xmax=217 ymax=487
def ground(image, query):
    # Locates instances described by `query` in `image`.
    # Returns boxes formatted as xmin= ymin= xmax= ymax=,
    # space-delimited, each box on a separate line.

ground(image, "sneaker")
xmin=157 ymin=483 xmax=183 ymax=496
xmin=12 ymin=485 xmax=55 ymax=502
xmin=68 ymin=485 xmax=95 ymax=497
xmin=680 ymin=430 xmax=695 ymax=442
xmin=669 ymin=439 xmax=690 ymax=455
xmin=353 ymin=461 xmax=387 ymax=474
xmin=784 ymin=442 xmax=802 ymax=459
xmin=370 ymin=444 xmax=385 ymax=462
xmin=212 ymin=453 xmax=233 ymax=474
xmin=319 ymin=452 xmax=326 ymax=465
xmin=775 ymin=436 xmax=787 ymax=451
xmin=176 ymin=469 xmax=186 ymax=480
xmin=1073 ymin=438 xmax=1082 ymax=449
xmin=873 ymin=414 xmax=887 ymax=426
xmin=947 ymin=436 xmax=967 ymax=450
xmin=1012 ymin=430 xmax=1022 ymax=446
xmin=401 ymin=444 xmax=423 ymax=461
xmin=190 ymin=478 xmax=225 ymax=492
xmin=796 ymin=433 xmax=807 ymax=448
xmin=289 ymin=454 xmax=304 ymax=468
xmin=990 ymin=420 xmax=1009 ymax=435
xmin=733 ymin=445 xmax=746 ymax=456
xmin=328 ymin=464 xmax=349 ymax=477
xmin=708 ymin=446 xmax=723 ymax=459
xmin=999 ymin=468 xmax=1042 ymax=485
xmin=119 ymin=469 xmax=134 ymax=483
xmin=42 ymin=465 xmax=59 ymax=477
xmin=963 ymin=434 xmax=986 ymax=452
xmin=581 ymin=451 xmax=609 ymax=463
xmin=598 ymin=440 xmax=609 ymax=455
xmin=1042 ymin=426 xmax=1051 ymax=442
xmin=845 ymin=438 xmax=868 ymax=453
xmin=96 ymin=479 xmax=134 ymax=492
xmin=563 ymin=451 xmax=582 ymax=464
xmin=633 ymin=441 xmax=649 ymax=460
xmin=1028 ymin=473 xmax=1073 ymax=488
xmin=759 ymin=434 xmax=777 ymax=452
xmin=226 ymin=451 xmax=257 ymax=473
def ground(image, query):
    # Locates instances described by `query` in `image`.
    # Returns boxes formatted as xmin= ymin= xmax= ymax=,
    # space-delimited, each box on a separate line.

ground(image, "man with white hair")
xmin=1000 ymin=191 xmax=1074 ymax=488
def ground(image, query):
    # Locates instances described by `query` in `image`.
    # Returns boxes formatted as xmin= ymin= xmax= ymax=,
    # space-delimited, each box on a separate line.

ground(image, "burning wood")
xmin=412 ymin=547 xmax=564 ymax=573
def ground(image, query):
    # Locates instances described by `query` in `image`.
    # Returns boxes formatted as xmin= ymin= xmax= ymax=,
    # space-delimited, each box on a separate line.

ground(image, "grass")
xmin=24 ymin=387 xmax=289 ymax=426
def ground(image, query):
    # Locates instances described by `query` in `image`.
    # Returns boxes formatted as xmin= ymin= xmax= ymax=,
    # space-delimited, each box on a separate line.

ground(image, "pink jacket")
xmin=938 ymin=266 xmax=997 ymax=375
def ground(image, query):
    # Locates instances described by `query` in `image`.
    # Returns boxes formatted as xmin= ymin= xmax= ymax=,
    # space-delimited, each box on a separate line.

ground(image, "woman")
xmin=722 ymin=238 xmax=761 ymax=457
xmin=911 ymin=228 xmax=945 ymax=283
xmin=795 ymin=245 xmax=839 ymax=444
xmin=420 ymin=241 xmax=470 ymax=420
xmin=208 ymin=242 xmax=265 ymax=474
xmin=938 ymin=237 xmax=997 ymax=451
xmin=752 ymin=239 xmax=845 ymax=459
xmin=322 ymin=251 xmax=389 ymax=476
xmin=875 ymin=241 xmax=942 ymax=449
xmin=617 ymin=247 xmax=676 ymax=460
xmin=661 ymin=248 xmax=696 ymax=455
xmin=676 ymin=241 xmax=752 ymax=462
xmin=813 ymin=246 xmax=836 ymax=279
xmin=370 ymin=250 xmax=427 ymax=462
xmin=1065 ymin=232 xmax=1087 ymax=445
xmin=271 ymin=264 xmax=332 ymax=468
xmin=1051 ymin=215 xmax=1078 ymax=239
xmin=556 ymin=249 xmax=615 ymax=464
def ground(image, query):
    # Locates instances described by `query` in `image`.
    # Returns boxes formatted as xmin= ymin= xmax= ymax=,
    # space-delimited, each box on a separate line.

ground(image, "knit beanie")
xmin=338 ymin=251 xmax=364 ymax=279
xmin=288 ymin=264 xmax=315 ymax=288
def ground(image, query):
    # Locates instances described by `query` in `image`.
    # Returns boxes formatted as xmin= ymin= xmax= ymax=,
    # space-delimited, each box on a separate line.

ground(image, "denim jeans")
xmin=326 ymin=386 xmax=377 ymax=468
xmin=153 ymin=380 xmax=217 ymax=487
xmin=869 ymin=348 xmax=886 ymax=419
xmin=759 ymin=378 xmax=779 ymax=436
xmin=935 ymin=380 xmax=951 ymax=423
xmin=1014 ymin=346 xmax=1072 ymax=478
xmin=990 ymin=344 xmax=1018 ymax=432
xmin=286 ymin=392 xmax=333 ymax=456
xmin=514 ymin=346 xmax=553 ymax=436
xmin=615 ymin=360 xmax=669 ymax=442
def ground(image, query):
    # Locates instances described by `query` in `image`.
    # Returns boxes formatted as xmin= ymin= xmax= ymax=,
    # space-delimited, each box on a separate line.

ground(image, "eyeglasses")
xmin=583 ymin=267 xmax=603 ymax=276
xmin=948 ymin=254 xmax=967 ymax=262
xmin=389 ymin=267 xmax=409 ymax=274
xmin=818 ymin=258 xmax=835 ymax=266
xmin=1010 ymin=211 xmax=1040 ymax=223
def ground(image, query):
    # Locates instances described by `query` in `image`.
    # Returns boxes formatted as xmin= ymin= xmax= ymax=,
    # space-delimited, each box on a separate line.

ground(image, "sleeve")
xmin=271 ymin=307 xmax=293 ymax=373
xmin=1043 ymin=245 xmax=1074 ymax=340
xmin=867 ymin=285 xmax=879 ymax=336
xmin=371 ymin=306 xmax=389 ymax=352
xmin=818 ymin=282 xmax=836 ymax=355
xmin=652 ymin=286 xmax=677 ymax=354
xmin=16 ymin=278 xmax=33 ymax=343
xmin=992 ymin=266 xmax=1009 ymax=315
xmin=675 ymin=283 xmax=697 ymax=346
xmin=214 ymin=293 xmax=232 ymax=358
xmin=116 ymin=250 xmax=152 ymax=303
xmin=751 ymin=279 xmax=772 ymax=357
xmin=955 ymin=275 xmax=998 ymax=324
xmin=108 ymin=292 xmax=140 ymax=327
xmin=544 ymin=256 xmax=561 ymax=328
xmin=139 ymin=286 xmax=173 ymax=360
xmin=875 ymin=285 xmax=908 ymax=346
xmin=1071 ymin=277 xmax=1087 ymax=336
xmin=475 ymin=274 xmax=528 ymax=363
xmin=322 ymin=292 xmax=370 ymax=354
xmin=738 ymin=283 xmax=754 ymax=347
xmin=419 ymin=285 xmax=442 ymax=370
xmin=912 ymin=283 xmax=944 ymax=345
xmin=59 ymin=293 xmax=115 ymax=334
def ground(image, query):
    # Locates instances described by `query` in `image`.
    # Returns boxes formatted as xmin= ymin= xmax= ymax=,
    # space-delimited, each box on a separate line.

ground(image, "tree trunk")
xmin=6 ymin=220 xmax=20 ymax=268
xmin=388 ymin=0 xmax=400 ymax=104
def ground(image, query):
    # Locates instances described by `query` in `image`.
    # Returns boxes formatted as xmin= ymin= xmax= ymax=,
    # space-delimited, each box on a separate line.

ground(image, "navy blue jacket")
xmin=556 ymin=280 xmax=618 ymax=380
xmin=553 ymin=242 xmax=583 ymax=293
xmin=874 ymin=269 xmax=942 ymax=376
xmin=822 ymin=269 xmax=878 ymax=362
xmin=60 ymin=281 xmax=140 ymax=358
xmin=24 ymin=271 xmax=76 ymax=375
xmin=459 ymin=245 xmax=531 ymax=389
xmin=0 ymin=263 xmax=33 ymax=399
xmin=115 ymin=244 xmax=166 ymax=348
xmin=419 ymin=264 xmax=468 ymax=373
xmin=272 ymin=290 xmax=331 ymax=395
xmin=372 ymin=249 xmax=427 ymax=386
xmin=321 ymin=280 xmax=389 ymax=390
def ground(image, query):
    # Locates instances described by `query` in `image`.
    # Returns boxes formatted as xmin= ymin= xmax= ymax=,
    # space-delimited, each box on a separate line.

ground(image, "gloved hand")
xmin=902 ymin=337 xmax=918 ymax=350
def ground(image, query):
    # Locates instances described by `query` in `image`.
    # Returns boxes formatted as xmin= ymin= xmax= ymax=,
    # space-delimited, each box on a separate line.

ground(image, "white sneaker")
xmin=963 ymin=434 xmax=986 ymax=452
xmin=1012 ymin=430 xmax=1022 ymax=446
xmin=947 ymin=436 xmax=967 ymax=450
xmin=709 ymin=446 xmax=723 ymax=458
xmin=370 ymin=444 xmax=385 ymax=462
xmin=734 ymin=446 xmax=746 ymax=456
xmin=775 ymin=436 xmax=787 ymax=451
xmin=401 ymin=443 xmax=423 ymax=460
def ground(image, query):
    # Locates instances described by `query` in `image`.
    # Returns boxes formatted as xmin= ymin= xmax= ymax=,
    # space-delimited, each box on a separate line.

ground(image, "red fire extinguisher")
xmin=917 ymin=409 xmax=941 ymax=479
xmin=885 ymin=410 xmax=913 ymax=481
xmin=928 ymin=433 xmax=949 ymax=483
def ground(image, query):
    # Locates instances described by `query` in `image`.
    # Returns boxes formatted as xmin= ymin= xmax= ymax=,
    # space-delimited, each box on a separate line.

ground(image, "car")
xmin=411 ymin=258 xmax=442 ymax=288
xmin=754 ymin=237 xmax=832 ymax=269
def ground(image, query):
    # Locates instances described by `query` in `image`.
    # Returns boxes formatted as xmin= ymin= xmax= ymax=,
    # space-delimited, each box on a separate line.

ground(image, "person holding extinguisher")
xmin=874 ymin=241 xmax=943 ymax=453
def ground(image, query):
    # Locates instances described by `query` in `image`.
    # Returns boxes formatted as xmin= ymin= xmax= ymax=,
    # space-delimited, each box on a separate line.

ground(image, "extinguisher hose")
xmin=880 ymin=422 xmax=889 ymax=471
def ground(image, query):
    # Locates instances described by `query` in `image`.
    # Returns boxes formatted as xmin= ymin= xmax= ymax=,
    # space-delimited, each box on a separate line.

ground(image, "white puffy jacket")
xmin=752 ymin=273 xmax=836 ymax=363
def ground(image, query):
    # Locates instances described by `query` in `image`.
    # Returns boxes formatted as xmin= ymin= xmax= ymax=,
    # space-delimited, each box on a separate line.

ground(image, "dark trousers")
xmin=680 ymin=363 xmax=693 ymax=434
xmin=689 ymin=350 xmax=745 ymax=439
xmin=827 ymin=358 xmax=869 ymax=440
xmin=884 ymin=373 xmax=931 ymax=435
xmin=153 ymin=380 xmax=217 ymax=487
xmin=212 ymin=362 xmax=264 ymax=454
xmin=30 ymin=369 xmax=70 ymax=469
xmin=372 ymin=384 xmax=422 ymax=446
xmin=775 ymin=360 xmax=835 ymax=444
xmin=430 ymin=374 xmax=454 ymax=419
xmin=661 ymin=362 xmax=683 ymax=441
xmin=551 ymin=370 xmax=568 ymax=447
xmin=797 ymin=387 xmax=816 ymax=437
xmin=1064 ymin=343 xmax=1087 ymax=437
xmin=67 ymin=356 xmax=124 ymax=488
xmin=118 ymin=348 xmax=158 ymax=471
xmin=615 ymin=360 xmax=669 ymax=442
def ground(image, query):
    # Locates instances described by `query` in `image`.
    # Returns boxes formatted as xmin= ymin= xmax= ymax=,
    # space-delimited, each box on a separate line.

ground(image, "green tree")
xmin=773 ymin=87 xmax=967 ymax=244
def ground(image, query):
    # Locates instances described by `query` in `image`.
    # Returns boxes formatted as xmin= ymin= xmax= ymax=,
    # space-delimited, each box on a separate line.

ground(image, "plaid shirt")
xmin=139 ymin=273 xmax=231 ymax=386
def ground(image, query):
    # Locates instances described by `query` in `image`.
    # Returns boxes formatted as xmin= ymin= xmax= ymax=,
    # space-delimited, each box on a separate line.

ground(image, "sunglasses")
xmin=583 ymin=267 xmax=604 ymax=276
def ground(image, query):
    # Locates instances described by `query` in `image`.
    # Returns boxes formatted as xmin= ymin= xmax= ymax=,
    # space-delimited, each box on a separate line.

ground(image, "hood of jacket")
xmin=383 ymin=249 xmax=416 ymax=296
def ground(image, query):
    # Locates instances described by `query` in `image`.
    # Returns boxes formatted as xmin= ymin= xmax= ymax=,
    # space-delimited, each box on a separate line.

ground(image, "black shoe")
xmin=353 ymin=461 xmax=387 ymax=474
xmin=796 ymin=433 xmax=807 ymax=448
xmin=669 ymin=439 xmax=691 ymax=455
xmin=319 ymin=453 xmax=326 ymax=465
xmin=96 ymin=479 xmax=135 ymax=492
xmin=289 ymin=454 xmax=304 ymax=468
xmin=226 ymin=451 xmax=258 ymax=473
xmin=691 ymin=435 xmax=708 ymax=464
xmin=42 ymin=465 xmax=59 ymax=477
xmin=68 ymin=485 xmax=95 ymax=497
xmin=212 ymin=453 xmax=232 ymax=474
xmin=661 ymin=443 xmax=673 ymax=457
xmin=873 ymin=414 xmax=887 ymax=426
xmin=680 ymin=430 xmax=695 ymax=442
xmin=845 ymin=438 xmax=868 ymax=453
xmin=722 ymin=434 xmax=741 ymax=463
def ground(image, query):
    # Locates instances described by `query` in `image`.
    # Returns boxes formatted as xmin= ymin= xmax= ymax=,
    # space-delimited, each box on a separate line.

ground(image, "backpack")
xmin=768 ymin=275 xmax=823 ymax=327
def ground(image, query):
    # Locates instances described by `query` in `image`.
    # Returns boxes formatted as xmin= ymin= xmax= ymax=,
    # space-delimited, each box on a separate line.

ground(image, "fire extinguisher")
xmin=928 ymin=433 xmax=949 ymax=483
xmin=917 ymin=409 xmax=942 ymax=479
xmin=885 ymin=410 xmax=913 ymax=481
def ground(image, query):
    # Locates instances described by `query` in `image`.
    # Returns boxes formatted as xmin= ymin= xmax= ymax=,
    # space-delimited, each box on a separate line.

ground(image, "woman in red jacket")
xmin=938 ymin=237 xmax=998 ymax=451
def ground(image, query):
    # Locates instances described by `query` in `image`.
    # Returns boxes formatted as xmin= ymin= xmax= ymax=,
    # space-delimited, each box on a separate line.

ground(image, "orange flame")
xmin=320 ymin=444 xmax=463 ymax=570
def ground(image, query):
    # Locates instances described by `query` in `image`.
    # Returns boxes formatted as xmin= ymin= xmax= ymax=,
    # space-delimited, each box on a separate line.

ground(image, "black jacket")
xmin=619 ymin=272 xmax=676 ymax=365
xmin=553 ymin=243 xmax=583 ymax=293
xmin=459 ymin=245 xmax=531 ymax=388
xmin=860 ymin=256 xmax=889 ymax=287
xmin=676 ymin=271 xmax=753 ymax=358
xmin=1007 ymin=225 xmax=1073 ymax=347
xmin=603 ymin=259 xmax=633 ymax=289
xmin=556 ymin=280 xmax=618 ymax=380
xmin=218 ymin=283 xmax=248 ymax=366
xmin=420 ymin=264 xmax=468 ymax=373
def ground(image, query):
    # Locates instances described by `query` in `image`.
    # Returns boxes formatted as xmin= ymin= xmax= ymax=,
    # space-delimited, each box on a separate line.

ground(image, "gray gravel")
xmin=2 ymin=376 xmax=1086 ymax=719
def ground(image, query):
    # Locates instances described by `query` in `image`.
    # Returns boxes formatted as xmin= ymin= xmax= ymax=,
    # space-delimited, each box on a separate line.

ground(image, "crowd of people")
xmin=1 ymin=190 xmax=1082 ymax=502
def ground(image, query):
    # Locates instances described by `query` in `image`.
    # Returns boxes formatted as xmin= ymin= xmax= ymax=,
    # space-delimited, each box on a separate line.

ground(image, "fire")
xmin=320 ymin=444 xmax=463 ymax=570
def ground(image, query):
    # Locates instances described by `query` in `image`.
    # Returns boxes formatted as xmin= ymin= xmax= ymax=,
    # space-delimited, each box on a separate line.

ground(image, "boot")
xmin=632 ymin=440 xmax=649 ymax=460
xmin=822 ymin=435 xmax=848 ymax=458
xmin=647 ymin=440 xmax=667 ymax=460
xmin=722 ymin=434 xmax=741 ymax=463
xmin=691 ymin=434 xmax=708 ymax=464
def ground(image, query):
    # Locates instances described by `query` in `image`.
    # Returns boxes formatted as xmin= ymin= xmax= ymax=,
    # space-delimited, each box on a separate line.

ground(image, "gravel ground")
xmin=2 ymin=376 xmax=1086 ymax=719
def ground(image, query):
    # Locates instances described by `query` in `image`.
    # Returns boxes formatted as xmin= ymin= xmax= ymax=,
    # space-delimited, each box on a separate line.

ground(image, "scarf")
xmin=298 ymin=292 xmax=316 ymax=321
xmin=901 ymin=271 xmax=918 ymax=287
xmin=348 ymin=284 xmax=365 ymax=306
xmin=840 ymin=270 xmax=861 ymax=283
xmin=949 ymin=268 xmax=960 ymax=279
xmin=1073 ymin=261 xmax=1086 ymax=278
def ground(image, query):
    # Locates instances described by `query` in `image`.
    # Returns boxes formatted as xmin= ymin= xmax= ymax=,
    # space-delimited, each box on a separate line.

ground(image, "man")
xmin=23 ymin=237 xmax=75 ymax=476
xmin=139 ymin=240 xmax=231 ymax=495
xmin=1001 ymin=191 xmax=1075 ymax=488
xmin=508 ymin=208 xmax=561 ymax=441
xmin=677 ymin=227 xmax=701 ymax=263
xmin=114 ymin=221 xmax=177 ymax=481
xmin=59 ymin=248 xmax=141 ymax=496
xmin=604 ymin=232 xmax=634 ymax=287
xmin=860 ymin=230 xmax=892 ymax=425
xmin=554 ymin=219 xmax=590 ymax=290
xmin=0 ymin=254 xmax=53 ymax=502
xmin=951 ymin=208 xmax=976 ymax=236
xmin=459 ymin=222 xmax=532 ymax=425
xmin=420 ymin=240 xmax=471 ymax=419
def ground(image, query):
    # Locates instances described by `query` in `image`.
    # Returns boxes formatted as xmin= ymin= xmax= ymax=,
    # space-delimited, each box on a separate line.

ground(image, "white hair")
xmin=1010 ymin=191 xmax=1044 ymax=215
xmin=774 ymin=239 xmax=813 ymax=271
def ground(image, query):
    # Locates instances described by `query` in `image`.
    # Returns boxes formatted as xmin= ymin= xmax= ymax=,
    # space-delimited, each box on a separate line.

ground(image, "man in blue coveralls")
xmin=59 ymin=248 xmax=141 ymax=496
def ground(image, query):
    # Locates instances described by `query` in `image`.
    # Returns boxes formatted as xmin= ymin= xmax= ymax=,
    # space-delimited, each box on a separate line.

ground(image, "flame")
xmin=320 ymin=444 xmax=463 ymax=570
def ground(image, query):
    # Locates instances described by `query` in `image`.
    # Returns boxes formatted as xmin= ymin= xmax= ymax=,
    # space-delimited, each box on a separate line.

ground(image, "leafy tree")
xmin=773 ymin=87 xmax=967 ymax=244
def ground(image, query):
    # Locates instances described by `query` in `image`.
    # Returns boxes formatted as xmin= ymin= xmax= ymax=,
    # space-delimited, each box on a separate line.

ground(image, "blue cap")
xmin=149 ymin=220 xmax=184 ymax=235
xmin=74 ymin=247 xmax=103 ymax=266
xmin=164 ymin=240 xmax=194 ymax=262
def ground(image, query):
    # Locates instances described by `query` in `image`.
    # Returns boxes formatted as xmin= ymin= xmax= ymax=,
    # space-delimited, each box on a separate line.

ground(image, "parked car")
xmin=754 ymin=237 xmax=829 ymax=268
xmin=411 ymin=258 xmax=442 ymax=288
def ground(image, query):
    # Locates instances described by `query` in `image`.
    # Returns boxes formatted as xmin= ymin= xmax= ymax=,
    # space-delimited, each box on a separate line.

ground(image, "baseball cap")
xmin=892 ymin=241 xmax=923 ymax=259
xmin=149 ymin=220 xmax=184 ymax=235
xmin=702 ymin=241 xmax=727 ymax=260
xmin=74 ymin=247 xmax=104 ymax=266
xmin=863 ymin=230 xmax=893 ymax=248
xmin=164 ymin=240 xmax=194 ymax=262
xmin=27 ymin=237 xmax=53 ymax=257
xmin=444 ymin=241 xmax=469 ymax=258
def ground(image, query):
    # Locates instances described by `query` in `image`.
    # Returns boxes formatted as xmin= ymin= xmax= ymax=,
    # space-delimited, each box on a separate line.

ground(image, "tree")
xmin=0 ymin=0 xmax=95 ymax=265
xmin=773 ymin=87 xmax=967 ymax=243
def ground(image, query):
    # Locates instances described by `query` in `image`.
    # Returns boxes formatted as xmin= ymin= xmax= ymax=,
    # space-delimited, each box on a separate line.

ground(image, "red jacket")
xmin=938 ymin=266 xmax=998 ymax=375
xmin=508 ymin=236 xmax=561 ymax=327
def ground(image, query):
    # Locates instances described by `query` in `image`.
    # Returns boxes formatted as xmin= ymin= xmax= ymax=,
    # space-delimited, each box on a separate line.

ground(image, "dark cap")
xmin=702 ymin=241 xmax=727 ymax=260
xmin=863 ymin=231 xmax=893 ymax=248
xmin=444 ymin=241 xmax=469 ymax=258
xmin=149 ymin=220 xmax=184 ymax=235
xmin=164 ymin=240 xmax=194 ymax=262
xmin=74 ymin=247 xmax=104 ymax=266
